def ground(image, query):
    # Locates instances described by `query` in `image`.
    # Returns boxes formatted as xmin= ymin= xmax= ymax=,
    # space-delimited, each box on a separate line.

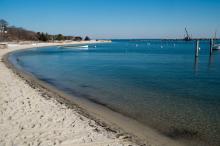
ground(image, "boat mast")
xmin=214 ymin=30 xmax=217 ymax=40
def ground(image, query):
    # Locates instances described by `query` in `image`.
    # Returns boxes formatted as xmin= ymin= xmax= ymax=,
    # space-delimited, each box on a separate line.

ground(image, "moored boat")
xmin=213 ymin=44 xmax=220 ymax=50
xmin=59 ymin=45 xmax=89 ymax=50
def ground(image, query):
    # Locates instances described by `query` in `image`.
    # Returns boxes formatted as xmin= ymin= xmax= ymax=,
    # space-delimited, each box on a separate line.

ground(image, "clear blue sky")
xmin=1 ymin=0 xmax=220 ymax=39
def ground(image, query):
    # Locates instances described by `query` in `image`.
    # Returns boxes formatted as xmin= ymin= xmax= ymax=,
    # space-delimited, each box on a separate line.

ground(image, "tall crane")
xmin=184 ymin=27 xmax=191 ymax=41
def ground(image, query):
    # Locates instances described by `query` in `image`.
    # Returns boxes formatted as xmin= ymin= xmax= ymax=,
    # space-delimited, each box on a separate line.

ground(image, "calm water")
xmin=10 ymin=40 xmax=220 ymax=146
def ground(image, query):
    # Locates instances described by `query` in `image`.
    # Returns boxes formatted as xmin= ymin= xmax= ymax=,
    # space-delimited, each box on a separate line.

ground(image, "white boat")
xmin=213 ymin=44 xmax=220 ymax=50
xmin=60 ymin=45 xmax=89 ymax=50
xmin=81 ymin=45 xmax=89 ymax=48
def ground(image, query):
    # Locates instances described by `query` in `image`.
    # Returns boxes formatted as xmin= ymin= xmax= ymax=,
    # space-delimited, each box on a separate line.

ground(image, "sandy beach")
xmin=0 ymin=41 xmax=136 ymax=146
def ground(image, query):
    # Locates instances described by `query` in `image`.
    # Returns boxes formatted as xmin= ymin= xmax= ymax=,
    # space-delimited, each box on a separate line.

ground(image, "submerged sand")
xmin=0 ymin=41 xmax=136 ymax=146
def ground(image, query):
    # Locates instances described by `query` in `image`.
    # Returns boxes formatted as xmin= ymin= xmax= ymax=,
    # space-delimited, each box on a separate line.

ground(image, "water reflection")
xmin=208 ymin=54 xmax=214 ymax=70
xmin=194 ymin=57 xmax=199 ymax=73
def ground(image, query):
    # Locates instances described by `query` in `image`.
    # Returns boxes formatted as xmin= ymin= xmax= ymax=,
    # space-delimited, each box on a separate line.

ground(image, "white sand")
xmin=0 ymin=42 xmax=136 ymax=146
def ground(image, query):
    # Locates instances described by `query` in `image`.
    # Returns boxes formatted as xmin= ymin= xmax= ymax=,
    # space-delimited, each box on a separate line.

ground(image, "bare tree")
xmin=0 ymin=19 xmax=9 ymax=41
xmin=0 ymin=19 xmax=8 ymax=28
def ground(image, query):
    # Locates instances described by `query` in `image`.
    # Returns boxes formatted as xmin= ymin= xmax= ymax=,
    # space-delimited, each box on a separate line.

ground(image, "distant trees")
xmin=0 ymin=19 xmax=92 ymax=42
xmin=37 ymin=33 xmax=64 ymax=42
xmin=1 ymin=19 xmax=39 ymax=41
xmin=73 ymin=36 xmax=83 ymax=41
xmin=37 ymin=32 xmax=50 ymax=42
xmin=6 ymin=26 xmax=38 ymax=41
xmin=56 ymin=34 xmax=64 ymax=41
xmin=36 ymin=33 xmax=85 ymax=42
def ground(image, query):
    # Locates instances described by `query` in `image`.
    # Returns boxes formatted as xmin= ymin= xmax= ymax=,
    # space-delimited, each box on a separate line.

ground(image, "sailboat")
xmin=213 ymin=31 xmax=220 ymax=50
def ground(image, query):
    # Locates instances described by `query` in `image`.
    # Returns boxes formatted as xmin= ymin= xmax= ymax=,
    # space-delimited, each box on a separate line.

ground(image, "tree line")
xmin=0 ymin=19 xmax=90 ymax=42
xmin=36 ymin=32 xmax=88 ymax=42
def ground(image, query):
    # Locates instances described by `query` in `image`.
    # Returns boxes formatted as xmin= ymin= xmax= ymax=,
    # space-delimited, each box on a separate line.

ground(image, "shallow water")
xmin=10 ymin=40 xmax=220 ymax=146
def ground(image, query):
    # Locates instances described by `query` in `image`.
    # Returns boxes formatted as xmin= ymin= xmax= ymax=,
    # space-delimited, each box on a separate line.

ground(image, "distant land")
xmin=0 ymin=19 xmax=91 ymax=42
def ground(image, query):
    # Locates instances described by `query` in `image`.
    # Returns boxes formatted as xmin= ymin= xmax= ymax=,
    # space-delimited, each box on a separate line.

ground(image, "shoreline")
xmin=1 ymin=41 xmax=183 ymax=146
